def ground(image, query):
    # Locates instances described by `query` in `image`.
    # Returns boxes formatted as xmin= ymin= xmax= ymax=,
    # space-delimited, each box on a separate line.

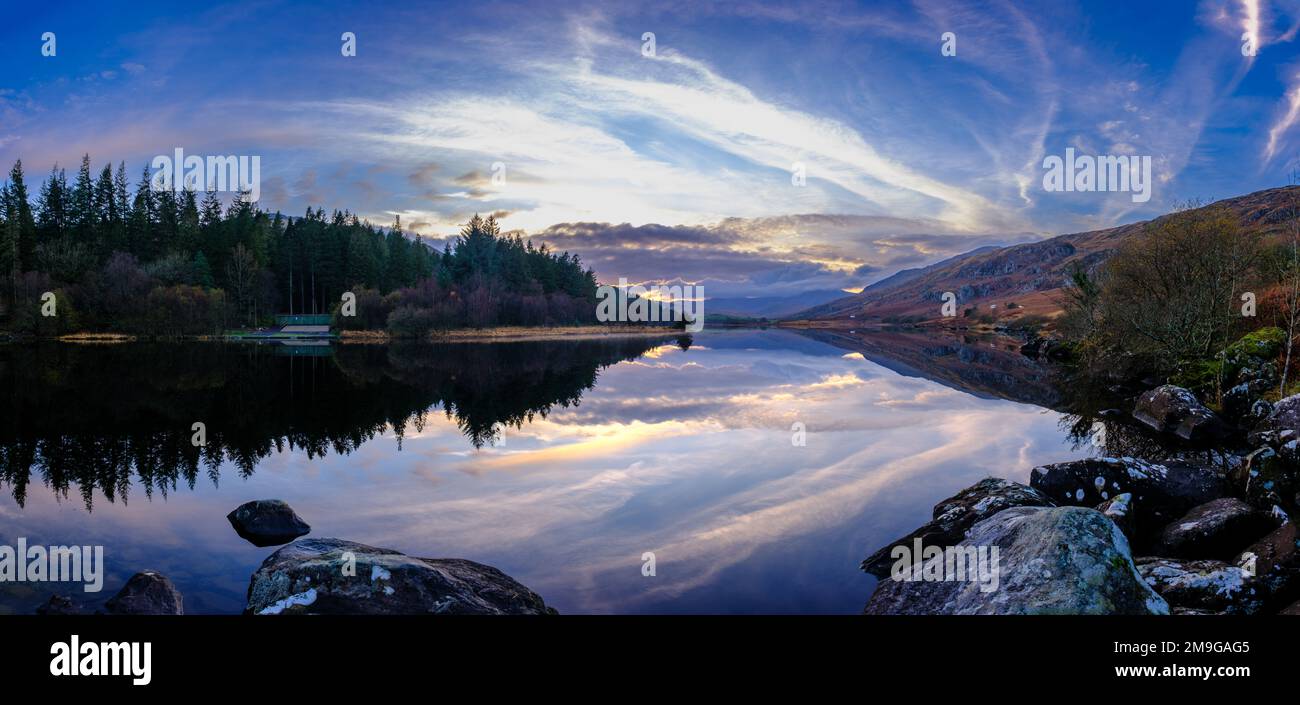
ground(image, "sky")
xmin=3 ymin=0 xmax=1300 ymax=298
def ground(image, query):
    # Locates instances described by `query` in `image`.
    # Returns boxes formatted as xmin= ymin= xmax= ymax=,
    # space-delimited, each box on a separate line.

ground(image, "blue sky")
xmin=3 ymin=0 xmax=1300 ymax=297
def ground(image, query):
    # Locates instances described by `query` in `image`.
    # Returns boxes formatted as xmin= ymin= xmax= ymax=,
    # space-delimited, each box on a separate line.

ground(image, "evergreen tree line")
xmin=0 ymin=156 xmax=599 ymax=336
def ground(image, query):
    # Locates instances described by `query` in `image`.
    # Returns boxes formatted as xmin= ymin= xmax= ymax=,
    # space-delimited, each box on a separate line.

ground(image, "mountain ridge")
xmin=786 ymin=186 xmax=1300 ymax=325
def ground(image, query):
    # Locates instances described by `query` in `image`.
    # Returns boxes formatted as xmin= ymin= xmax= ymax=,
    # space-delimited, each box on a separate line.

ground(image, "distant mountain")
xmin=707 ymin=289 xmax=853 ymax=319
xmin=788 ymin=186 xmax=1300 ymax=324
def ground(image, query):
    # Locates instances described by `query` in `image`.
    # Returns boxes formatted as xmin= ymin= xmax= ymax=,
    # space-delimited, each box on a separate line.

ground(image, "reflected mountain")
xmin=792 ymin=327 xmax=1061 ymax=408
xmin=0 ymin=336 xmax=677 ymax=509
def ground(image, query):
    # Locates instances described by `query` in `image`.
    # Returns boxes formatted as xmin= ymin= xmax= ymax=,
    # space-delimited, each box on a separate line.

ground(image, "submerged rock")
xmin=1156 ymin=498 xmax=1276 ymax=560
xmin=246 ymin=538 xmax=554 ymax=615
xmin=1136 ymin=558 xmax=1264 ymax=615
xmin=1132 ymin=385 xmax=1230 ymax=442
xmin=103 ymin=571 xmax=184 ymax=615
xmin=227 ymin=499 xmax=312 ymax=547
xmin=860 ymin=478 xmax=1054 ymax=577
xmin=863 ymin=506 xmax=1168 ymax=615
xmin=1030 ymin=457 xmax=1224 ymax=530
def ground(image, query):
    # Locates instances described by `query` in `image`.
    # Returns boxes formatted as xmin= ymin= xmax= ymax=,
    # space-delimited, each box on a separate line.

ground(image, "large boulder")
xmin=1030 ymin=457 xmax=1224 ymax=533
xmin=863 ymin=506 xmax=1168 ymax=615
xmin=860 ymin=478 xmax=1054 ymax=577
xmin=227 ymin=499 xmax=311 ymax=547
xmin=246 ymin=538 xmax=554 ymax=615
xmin=1136 ymin=558 xmax=1265 ymax=615
xmin=103 ymin=571 xmax=184 ymax=615
xmin=1237 ymin=521 xmax=1300 ymax=608
xmin=1132 ymin=385 xmax=1230 ymax=442
xmin=1156 ymin=498 xmax=1277 ymax=560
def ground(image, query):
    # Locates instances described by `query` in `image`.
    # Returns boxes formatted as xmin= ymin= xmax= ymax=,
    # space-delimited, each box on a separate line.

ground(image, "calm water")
xmin=0 ymin=329 xmax=1096 ymax=614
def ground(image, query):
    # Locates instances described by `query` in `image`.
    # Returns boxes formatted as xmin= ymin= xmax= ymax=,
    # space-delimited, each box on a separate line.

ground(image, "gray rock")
xmin=1243 ymin=447 xmax=1300 ymax=517
xmin=1267 ymin=393 xmax=1300 ymax=434
xmin=227 ymin=499 xmax=311 ymax=547
xmin=1237 ymin=521 xmax=1300 ymax=608
xmin=246 ymin=538 xmax=555 ymax=615
xmin=1132 ymin=385 xmax=1230 ymax=442
xmin=1156 ymin=498 xmax=1277 ymax=560
xmin=1096 ymin=492 xmax=1136 ymax=542
xmin=1136 ymin=558 xmax=1264 ymax=615
xmin=1030 ymin=457 xmax=1224 ymax=530
xmin=863 ymin=506 xmax=1168 ymax=615
xmin=103 ymin=571 xmax=184 ymax=615
xmin=860 ymin=478 xmax=1054 ymax=577
xmin=1223 ymin=380 xmax=1273 ymax=422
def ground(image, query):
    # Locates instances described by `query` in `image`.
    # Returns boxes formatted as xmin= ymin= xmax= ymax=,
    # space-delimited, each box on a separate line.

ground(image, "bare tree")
xmin=226 ymin=242 xmax=257 ymax=327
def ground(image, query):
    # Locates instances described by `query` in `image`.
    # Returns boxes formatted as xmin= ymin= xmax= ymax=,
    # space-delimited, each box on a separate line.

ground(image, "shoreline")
xmin=0 ymin=325 xmax=697 ymax=345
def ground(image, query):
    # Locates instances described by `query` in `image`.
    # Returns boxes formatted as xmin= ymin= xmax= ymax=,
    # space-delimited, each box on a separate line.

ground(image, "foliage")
xmin=0 ymin=157 xmax=599 ymax=336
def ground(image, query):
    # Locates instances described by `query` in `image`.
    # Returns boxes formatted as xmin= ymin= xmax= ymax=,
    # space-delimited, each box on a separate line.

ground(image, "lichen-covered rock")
xmin=1223 ymin=379 xmax=1273 ymax=422
xmin=1030 ymin=457 xmax=1224 ymax=531
xmin=103 ymin=571 xmax=184 ymax=615
xmin=1096 ymin=492 xmax=1136 ymax=542
xmin=1236 ymin=521 xmax=1300 ymax=608
xmin=1132 ymin=385 xmax=1230 ymax=442
xmin=1266 ymin=393 xmax=1300 ymax=435
xmin=1156 ymin=498 xmax=1277 ymax=560
xmin=860 ymin=478 xmax=1054 ymax=577
xmin=227 ymin=499 xmax=312 ymax=547
xmin=246 ymin=538 xmax=554 ymax=615
xmin=1136 ymin=557 xmax=1264 ymax=614
xmin=863 ymin=506 xmax=1168 ymax=615
xmin=1242 ymin=447 xmax=1300 ymax=517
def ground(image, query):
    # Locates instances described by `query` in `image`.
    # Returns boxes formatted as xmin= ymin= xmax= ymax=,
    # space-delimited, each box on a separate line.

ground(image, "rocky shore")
xmin=37 ymin=499 xmax=555 ymax=616
xmin=863 ymin=330 xmax=1300 ymax=615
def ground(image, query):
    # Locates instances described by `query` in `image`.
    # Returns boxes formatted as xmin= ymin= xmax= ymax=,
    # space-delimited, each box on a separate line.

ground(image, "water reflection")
xmin=0 ymin=337 xmax=675 ymax=509
xmin=0 ymin=329 xmax=1095 ymax=614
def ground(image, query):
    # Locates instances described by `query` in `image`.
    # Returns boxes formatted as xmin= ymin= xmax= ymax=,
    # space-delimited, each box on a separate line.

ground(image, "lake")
xmin=0 ymin=328 xmax=1098 ymax=614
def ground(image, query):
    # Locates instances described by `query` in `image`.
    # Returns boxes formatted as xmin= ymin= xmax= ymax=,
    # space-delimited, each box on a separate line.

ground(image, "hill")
xmin=788 ymin=186 xmax=1300 ymax=326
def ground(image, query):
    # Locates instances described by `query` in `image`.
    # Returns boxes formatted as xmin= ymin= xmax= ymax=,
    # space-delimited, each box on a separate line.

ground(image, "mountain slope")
xmin=788 ymin=186 xmax=1300 ymax=324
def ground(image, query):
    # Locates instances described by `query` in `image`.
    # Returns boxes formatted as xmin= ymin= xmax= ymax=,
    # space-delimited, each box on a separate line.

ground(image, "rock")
xmin=1096 ymin=493 xmax=1136 ymax=542
xmin=1242 ymin=447 xmax=1300 ymax=517
xmin=1135 ymin=558 xmax=1265 ymax=615
xmin=860 ymin=478 xmax=1054 ymax=578
xmin=1237 ymin=521 xmax=1300 ymax=608
xmin=245 ymin=538 xmax=554 ymax=615
xmin=1266 ymin=393 xmax=1300 ymax=435
xmin=36 ymin=595 xmax=83 ymax=615
xmin=1132 ymin=385 xmax=1230 ymax=442
xmin=102 ymin=571 xmax=184 ymax=615
xmin=1030 ymin=457 xmax=1224 ymax=533
xmin=1223 ymin=380 xmax=1273 ymax=422
xmin=1156 ymin=498 xmax=1277 ymax=560
xmin=863 ymin=506 xmax=1168 ymax=615
xmin=1248 ymin=399 xmax=1275 ymax=427
xmin=227 ymin=499 xmax=312 ymax=547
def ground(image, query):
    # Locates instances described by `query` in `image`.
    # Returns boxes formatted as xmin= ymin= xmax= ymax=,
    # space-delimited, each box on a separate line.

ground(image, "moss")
xmin=1171 ymin=359 xmax=1222 ymax=393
